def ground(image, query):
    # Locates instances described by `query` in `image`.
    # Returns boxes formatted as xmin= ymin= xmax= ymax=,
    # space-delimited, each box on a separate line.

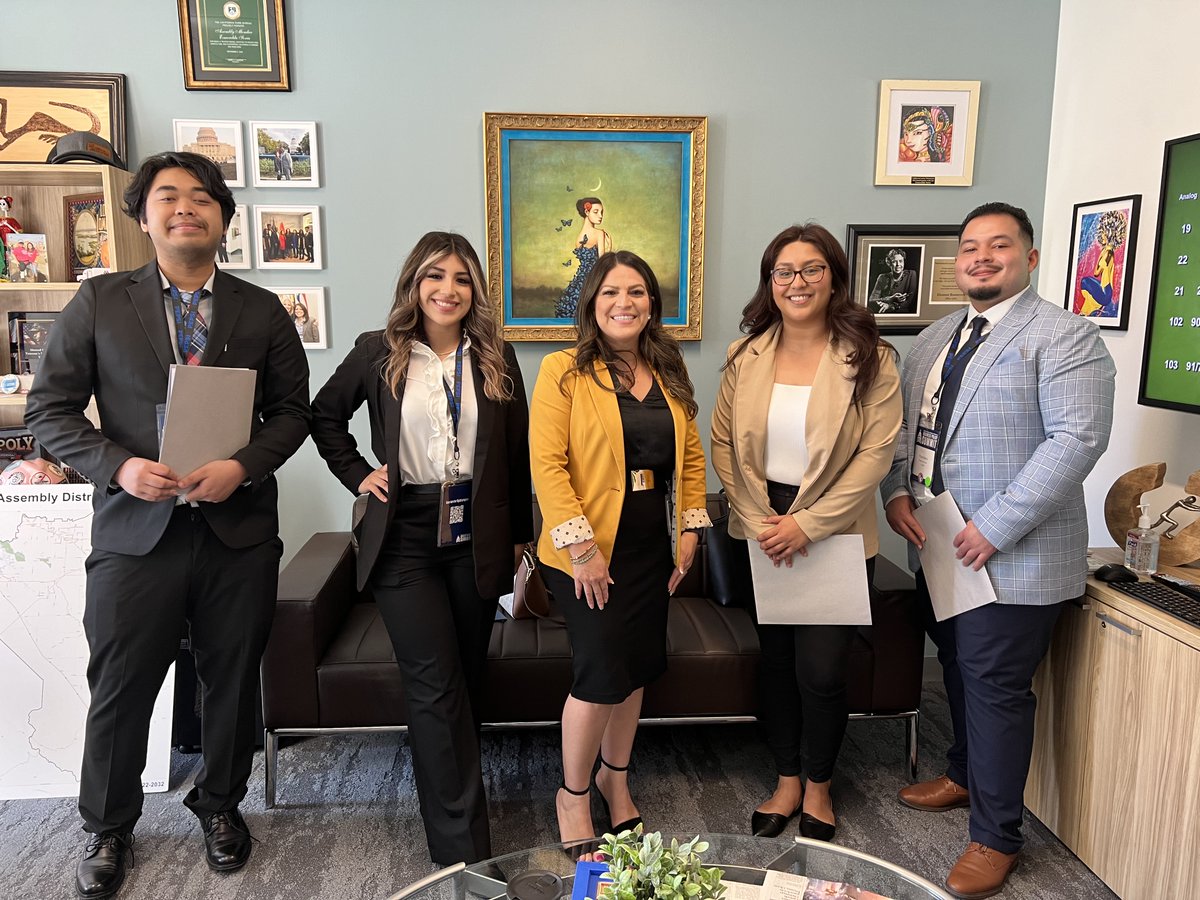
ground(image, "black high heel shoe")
xmin=558 ymin=782 xmax=599 ymax=861
xmin=594 ymin=757 xmax=643 ymax=834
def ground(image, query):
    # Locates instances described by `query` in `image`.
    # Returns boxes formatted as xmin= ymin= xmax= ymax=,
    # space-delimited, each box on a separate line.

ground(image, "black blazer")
xmin=25 ymin=260 xmax=311 ymax=555
xmin=310 ymin=332 xmax=533 ymax=595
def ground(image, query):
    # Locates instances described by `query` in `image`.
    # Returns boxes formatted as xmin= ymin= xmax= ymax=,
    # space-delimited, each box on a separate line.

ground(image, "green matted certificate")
xmin=178 ymin=0 xmax=291 ymax=91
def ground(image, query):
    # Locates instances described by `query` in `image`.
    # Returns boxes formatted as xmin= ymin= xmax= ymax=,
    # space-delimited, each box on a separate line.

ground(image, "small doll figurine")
xmin=0 ymin=196 xmax=22 ymax=281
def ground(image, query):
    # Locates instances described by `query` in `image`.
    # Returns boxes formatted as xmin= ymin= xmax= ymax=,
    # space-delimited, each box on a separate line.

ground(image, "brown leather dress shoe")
xmin=945 ymin=842 xmax=1019 ymax=899
xmin=897 ymin=774 xmax=970 ymax=811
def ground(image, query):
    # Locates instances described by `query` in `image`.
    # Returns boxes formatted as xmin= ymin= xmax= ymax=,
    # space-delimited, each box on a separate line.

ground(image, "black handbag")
xmin=705 ymin=494 xmax=754 ymax=608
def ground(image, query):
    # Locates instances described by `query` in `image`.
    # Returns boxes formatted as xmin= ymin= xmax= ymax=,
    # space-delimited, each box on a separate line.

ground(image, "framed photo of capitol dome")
xmin=874 ymin=80 xmax=980 ymax=187
xmin=173 ymin=119 xmax=246 ymax=187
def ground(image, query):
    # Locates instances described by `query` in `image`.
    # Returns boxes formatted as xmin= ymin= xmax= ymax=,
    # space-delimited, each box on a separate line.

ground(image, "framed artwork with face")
xmin=875 ymin=80 xmax=980 ymax=187
xmin=483 ymin=112 xmax=707 ymax=340
xmin=1064 ymin=194 xmax=1141 ymax=330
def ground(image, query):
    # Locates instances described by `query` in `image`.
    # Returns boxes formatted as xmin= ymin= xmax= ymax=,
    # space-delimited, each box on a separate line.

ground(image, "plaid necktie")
xmin=169 ymin=287 xmax=209 ymax=365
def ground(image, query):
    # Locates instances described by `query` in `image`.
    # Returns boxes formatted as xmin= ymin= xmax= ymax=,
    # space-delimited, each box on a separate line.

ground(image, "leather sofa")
xmin=260 ymin=495 xmax=925 ymax=807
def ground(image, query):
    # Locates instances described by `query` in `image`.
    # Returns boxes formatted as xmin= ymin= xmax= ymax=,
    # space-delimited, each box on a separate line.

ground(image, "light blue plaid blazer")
xmin=881 ymin=287 xmax=1116 ymax=605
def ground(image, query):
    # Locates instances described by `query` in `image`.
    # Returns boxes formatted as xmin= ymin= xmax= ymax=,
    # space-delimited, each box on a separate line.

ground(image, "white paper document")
xmin=159 ymin=365 xmax=256 ymax=476
xmin=760 ymin=871 xmax=809 ymax=900
xmin=912 ymin=490 xmax=999 ymax=621
xmin=748 ymin=534 xmax=871 ymax=625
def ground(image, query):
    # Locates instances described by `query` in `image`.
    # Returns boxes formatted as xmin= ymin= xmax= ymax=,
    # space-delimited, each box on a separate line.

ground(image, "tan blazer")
xmin=531 ymin=349 xmax=710 ymax=576
xmin=710 ymin=325 xmax=902 ymax=557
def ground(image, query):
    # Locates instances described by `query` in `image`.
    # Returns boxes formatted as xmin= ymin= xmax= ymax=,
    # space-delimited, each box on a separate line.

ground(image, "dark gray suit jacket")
xmin=25 ymin=260 xmax=311 ymax=555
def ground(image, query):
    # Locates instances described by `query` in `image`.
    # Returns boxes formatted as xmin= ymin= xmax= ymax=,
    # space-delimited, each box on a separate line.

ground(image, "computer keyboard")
xmin=1106 ymin=579 xmax=1200 ymax=628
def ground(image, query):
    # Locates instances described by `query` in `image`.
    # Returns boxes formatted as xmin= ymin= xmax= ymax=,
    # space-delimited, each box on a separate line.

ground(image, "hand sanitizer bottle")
xmin=1124 ymin=504 xmax=1160 ymax=576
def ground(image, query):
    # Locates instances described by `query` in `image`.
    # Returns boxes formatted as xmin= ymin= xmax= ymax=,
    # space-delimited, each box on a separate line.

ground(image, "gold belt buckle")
xmin=630 ymin=469 xmax=655 ymax=492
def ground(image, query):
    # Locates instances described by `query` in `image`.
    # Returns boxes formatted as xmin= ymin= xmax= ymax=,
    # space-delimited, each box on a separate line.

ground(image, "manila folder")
xmin=159 ymin=365 xmax=256 ymax=476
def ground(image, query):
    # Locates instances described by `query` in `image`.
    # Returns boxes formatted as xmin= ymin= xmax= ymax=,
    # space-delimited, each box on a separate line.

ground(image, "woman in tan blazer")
xmin=531 ymin=250 xmax=710 ymax=855
xmin=711 ymin=224 xmax=901 ymax=843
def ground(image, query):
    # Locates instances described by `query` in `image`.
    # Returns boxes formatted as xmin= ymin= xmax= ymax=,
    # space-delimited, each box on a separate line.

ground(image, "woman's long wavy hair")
xmin=726 ymin=223 xmax=887 ymax=400
xmin=561 ymin=249 xmax=698 ymax=419
xmin=381 ymin=232 xmax=513 ymax=401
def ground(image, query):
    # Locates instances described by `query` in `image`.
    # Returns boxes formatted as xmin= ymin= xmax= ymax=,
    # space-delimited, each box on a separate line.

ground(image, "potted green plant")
xmin=596 ymin=826 xmax=727 ymax=900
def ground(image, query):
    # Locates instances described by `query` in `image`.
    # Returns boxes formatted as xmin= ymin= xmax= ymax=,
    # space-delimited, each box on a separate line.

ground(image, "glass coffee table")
xmin=387 ymin=833 xmax=951 ymax=900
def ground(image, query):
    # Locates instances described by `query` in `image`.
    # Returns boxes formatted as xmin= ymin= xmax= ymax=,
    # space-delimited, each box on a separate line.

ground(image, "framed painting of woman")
xmin=483 ymin=113 xmax=707 ymax=340
xmin=874 ymin=80 xmax=980 ymax=187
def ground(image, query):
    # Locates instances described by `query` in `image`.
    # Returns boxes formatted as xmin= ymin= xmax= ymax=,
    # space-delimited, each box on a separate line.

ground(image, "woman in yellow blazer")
xmin=711 ymin=224 xmax=901 ymax=843
xmin=531 ymin=250 xmax=711 ymax=853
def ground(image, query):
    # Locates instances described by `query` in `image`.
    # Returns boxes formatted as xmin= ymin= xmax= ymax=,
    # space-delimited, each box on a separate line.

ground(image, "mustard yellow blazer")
xmin=531 ymin=349 xmax=711 ymax=576
xmin=710 ymin=326 xmax=902 ymax=557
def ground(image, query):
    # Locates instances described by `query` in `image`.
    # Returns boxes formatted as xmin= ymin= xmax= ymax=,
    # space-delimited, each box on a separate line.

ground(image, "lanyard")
xmin=439 ymin=340 xmax=464 ymax=478
xmin=932 ymin=316 xmax=987 ymax=411
xmin=168 ymin=283 xmax=201 ymax=362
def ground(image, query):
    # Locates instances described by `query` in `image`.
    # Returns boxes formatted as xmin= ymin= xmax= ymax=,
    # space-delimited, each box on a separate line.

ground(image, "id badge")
xmin=437 ymin=479 xmax=472 ymax=546
xmin=912 ymin=414 xmax=939 ymax=492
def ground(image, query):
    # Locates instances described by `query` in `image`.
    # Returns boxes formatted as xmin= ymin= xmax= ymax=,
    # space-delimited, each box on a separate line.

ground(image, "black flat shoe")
xmin=76 ymin=831 xmax=134 ymax=899
xmin=750 ymin=806 xmax=801 ymax=838
xmin=799 ymin=812 xmax=836 ymax=842
xmin=200 ymin=808 xmax=253 ymax=872
xmin=594 ymin=757 xmax=643 ymax=834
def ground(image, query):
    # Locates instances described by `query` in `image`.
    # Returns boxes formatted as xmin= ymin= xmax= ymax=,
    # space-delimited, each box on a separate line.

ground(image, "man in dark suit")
xmin=25 ymin=151 xmax=310 ymax=899
xmin=882 ymin=203 xmax=1114 ymax=898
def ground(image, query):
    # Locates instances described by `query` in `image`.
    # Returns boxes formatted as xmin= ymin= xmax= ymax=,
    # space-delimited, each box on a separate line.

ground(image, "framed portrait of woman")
xmin=874 ymin=80 xmax=980 ymax=187
xmin=483 ymin=112 xmax=707 ymax=341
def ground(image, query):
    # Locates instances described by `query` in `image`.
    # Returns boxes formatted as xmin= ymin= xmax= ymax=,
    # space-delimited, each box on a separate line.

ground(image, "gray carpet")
xmin=1 ymin=683 xmax=1115 ymax=899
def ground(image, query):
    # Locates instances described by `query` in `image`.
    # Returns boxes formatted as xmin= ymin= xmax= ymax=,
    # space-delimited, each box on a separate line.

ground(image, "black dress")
xmin=542 ymin=377 xmax=676 ymax=703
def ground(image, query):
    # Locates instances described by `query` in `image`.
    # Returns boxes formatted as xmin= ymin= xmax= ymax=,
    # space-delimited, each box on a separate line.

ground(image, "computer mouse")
xmin=1094 ymin=563 xmax=1139 ymax=583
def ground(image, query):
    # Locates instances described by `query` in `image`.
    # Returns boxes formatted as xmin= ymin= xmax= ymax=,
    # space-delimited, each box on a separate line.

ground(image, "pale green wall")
xmin=6 ymin=1 xmax=1061 ymax=565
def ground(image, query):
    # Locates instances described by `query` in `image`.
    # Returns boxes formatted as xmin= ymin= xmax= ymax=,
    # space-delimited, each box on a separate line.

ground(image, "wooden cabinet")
xmin=0 ymin=163 xmax=153 ymax=425
xmin=1026 ymin=559 xmax=1200 ymax=900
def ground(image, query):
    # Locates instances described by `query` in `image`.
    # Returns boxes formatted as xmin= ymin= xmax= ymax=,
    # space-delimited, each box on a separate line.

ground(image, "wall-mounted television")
xmin=1139 ymin=131 xmax=1200 ymax=414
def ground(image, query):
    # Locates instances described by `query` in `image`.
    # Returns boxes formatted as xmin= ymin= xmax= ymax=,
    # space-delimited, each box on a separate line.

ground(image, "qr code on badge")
xmin=450 ymin=505 xmax=464 ymax=524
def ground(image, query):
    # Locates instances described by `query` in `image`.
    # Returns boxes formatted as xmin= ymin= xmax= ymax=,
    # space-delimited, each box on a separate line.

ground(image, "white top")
xmin=764 ymin=383 xmax=811 ymax=486
xmin=398 ymin=339 xmax=477 ymax=486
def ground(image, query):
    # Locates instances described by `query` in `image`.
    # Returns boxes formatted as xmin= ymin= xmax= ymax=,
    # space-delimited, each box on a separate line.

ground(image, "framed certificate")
xmin=177 ymin=0 xmax=290 ymax=91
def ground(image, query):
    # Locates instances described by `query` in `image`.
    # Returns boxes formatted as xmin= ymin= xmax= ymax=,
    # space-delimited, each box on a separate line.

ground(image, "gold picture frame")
xmin=177 ymin=0 xmax=290 ymax=91
xmin=483 ymin=112 xmax=707 ymax=341
xmin=874 ymin=80 xmax=981 ymax=187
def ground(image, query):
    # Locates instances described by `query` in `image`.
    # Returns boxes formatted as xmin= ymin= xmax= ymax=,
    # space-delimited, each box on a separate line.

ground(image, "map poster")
xmin=0 ymin=485 xmax=173 ymax=800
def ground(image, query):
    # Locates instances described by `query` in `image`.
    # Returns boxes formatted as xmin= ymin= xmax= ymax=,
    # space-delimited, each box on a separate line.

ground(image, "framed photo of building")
xmin=250 ymin=120 xmax=318 ymax=187
xmin=0 ymin=71 xmax=127 ymax=164
xmin=63 ymin=193 xmax=106 ymax=280
xmin=483 ymin=112 xmax=707 ymax=340
xmin=1064 ymin=194 xmax=1141 ymax=330
xmin=177 ymin=0 xmax=290 ymax=91
xmin=253 ymin=204 xmax=321 ymax=269
xmin=217 ymin=203 xmax=251 ymax=270
xmin=173 ymin=118 xmax=245 ymax=187
xmin=271 ymin=287 xmax=326 ymax=350
xmin=875 ymin=80 xmax=980 ymax=187
xmin=847 ymin=224 xmax=968 ymax=334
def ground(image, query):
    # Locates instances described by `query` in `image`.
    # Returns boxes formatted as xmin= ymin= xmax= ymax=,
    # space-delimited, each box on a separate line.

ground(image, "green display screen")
xmin=1140 ymin=132 xmax=1200 ymax=413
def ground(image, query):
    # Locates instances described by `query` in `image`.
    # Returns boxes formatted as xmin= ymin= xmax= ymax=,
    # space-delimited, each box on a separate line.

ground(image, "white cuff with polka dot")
xmin=683 ymin=508 xmax=713 ymax=530
xmin=550 ymin=515 xmax=595 ymax=549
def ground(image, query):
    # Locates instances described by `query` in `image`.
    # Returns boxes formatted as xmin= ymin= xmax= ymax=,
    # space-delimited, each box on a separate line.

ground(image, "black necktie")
xmin=931 ymin=315 xmax=987 ymax=496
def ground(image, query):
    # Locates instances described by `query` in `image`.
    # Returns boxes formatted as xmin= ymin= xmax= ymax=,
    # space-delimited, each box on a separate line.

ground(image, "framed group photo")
xmin=250 ymin=120 xmax=319 ymax=187
xmin=217 ymin=204 xmax=251 ymax=270
xmin=173 ymin=118 xmax=245 ymax=187
xmin=483 ymin=112 xmax=707 ymax=340
xmin=1064 ymin=194 xmax=1141 ymax=330
xmin=177 ymin=0 xmax=290 ymax=91
xmin=0 ymin=71 xmax=127 ymax=164
xmin=875 ymin=80 xmax=981 ymax=187
xmin=271 ymin=287 xmax=326 ymax=350
xmin=254 ymin=205 xmax=321 ymax=269
xmin=847 ymin=224 xmax=968 ymax=334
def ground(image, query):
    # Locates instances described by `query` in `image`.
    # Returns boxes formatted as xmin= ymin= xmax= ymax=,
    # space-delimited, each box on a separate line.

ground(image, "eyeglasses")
xmin=771 ymin=264 xmax=828 ymax=286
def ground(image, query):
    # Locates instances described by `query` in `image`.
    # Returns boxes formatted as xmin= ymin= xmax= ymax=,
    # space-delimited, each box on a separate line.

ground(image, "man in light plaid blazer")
xmin=881 ymin=202 xmax=1115 ymax=899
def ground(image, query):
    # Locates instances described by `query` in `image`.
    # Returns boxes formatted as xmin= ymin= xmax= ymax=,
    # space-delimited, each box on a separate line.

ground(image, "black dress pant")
xmin=754 ymin=482 xmax=874 ymax=783
xmin=369 ymin=490 xmax=495 ymax=865
xmin=79 ymin=506 xmax=280 ymax=833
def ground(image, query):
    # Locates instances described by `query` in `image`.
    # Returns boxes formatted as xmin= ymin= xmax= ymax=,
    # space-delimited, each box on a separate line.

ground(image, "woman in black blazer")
xmin=310 ymin=231 xmax=532 ymax=865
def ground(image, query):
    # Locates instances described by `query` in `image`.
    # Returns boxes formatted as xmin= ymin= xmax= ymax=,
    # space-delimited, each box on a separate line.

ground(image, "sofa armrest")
xmin=262 ymin=531 xmax=361 ymax=729
xmin=864 ymin=557 xmax=924 ymax=713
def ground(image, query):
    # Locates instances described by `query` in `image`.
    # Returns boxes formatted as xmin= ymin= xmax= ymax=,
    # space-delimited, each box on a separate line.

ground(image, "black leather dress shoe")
xmin=76 ymin=831 xmax=134 ymax=899
xmin=750 ymin=806 xmax=801 ymax=838
xmin=798 ymin=812 xmax=836 ymax=842
xmin=200 ymin=808 xmax=253 ymax=872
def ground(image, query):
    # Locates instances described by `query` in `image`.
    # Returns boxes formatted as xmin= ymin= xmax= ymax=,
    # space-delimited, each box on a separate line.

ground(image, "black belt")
xmin=400 ymin=482 xmax=442 ymax=496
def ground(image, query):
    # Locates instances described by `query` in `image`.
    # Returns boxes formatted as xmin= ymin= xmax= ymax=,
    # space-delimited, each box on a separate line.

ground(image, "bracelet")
xmin=570 ymin=544 xmax=600 ymax=565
